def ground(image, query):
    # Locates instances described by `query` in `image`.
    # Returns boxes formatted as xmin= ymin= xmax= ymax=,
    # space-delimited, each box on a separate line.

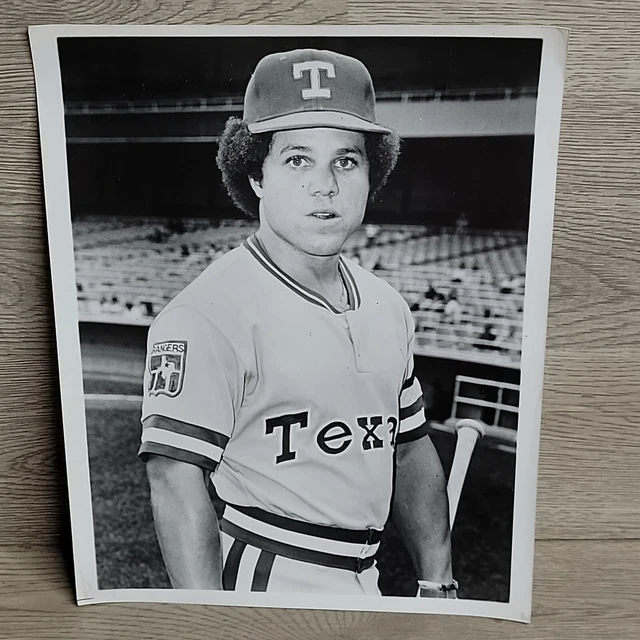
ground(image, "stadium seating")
xmin=73 ymin=216 xmax=526 ymax=367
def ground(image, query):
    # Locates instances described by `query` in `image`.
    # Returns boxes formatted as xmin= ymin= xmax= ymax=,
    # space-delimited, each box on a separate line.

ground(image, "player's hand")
xmin=416 ymin=579 xmax=458 ymax=599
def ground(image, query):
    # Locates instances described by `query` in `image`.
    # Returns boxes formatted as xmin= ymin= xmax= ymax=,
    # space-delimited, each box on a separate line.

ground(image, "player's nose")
xmin=308 ymin=164 xmax=338 ymax=197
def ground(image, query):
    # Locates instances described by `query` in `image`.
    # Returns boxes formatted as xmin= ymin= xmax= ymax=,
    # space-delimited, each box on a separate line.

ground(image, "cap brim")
xmin=247 ymin=110 xmax=392 ymax=134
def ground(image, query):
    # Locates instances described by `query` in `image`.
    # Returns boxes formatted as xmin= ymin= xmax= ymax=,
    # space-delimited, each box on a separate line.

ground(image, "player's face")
xmin=250 ymin=128 xmax=370 ymax=257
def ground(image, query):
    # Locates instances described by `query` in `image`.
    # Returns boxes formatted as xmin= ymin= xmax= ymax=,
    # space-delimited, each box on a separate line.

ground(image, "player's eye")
xmin=285 ymin=155 xmax=311 ymax=168
xmin=335 ymin=156 xmax=358 ymax=170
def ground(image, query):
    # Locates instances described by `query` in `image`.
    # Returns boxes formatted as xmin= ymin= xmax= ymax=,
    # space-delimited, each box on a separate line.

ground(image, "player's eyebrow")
xmin=278 ymin=144 xmax=312 ymax=155
xmin=277 ymin=144 xmax=365 ymax=156
xmin=335 ymin=146 xmax=364 ymax=157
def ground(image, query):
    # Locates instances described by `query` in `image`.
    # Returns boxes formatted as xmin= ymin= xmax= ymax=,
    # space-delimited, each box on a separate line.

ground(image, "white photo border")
xmin=29 ymin=23 xmax=568 ymax=623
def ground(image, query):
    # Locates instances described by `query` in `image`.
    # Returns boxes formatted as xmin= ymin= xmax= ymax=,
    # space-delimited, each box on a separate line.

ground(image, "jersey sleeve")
xmin=397 ymin=304 xmax=429 ymax=445
xmin=138 ymin=304 xmax=243 ymax=471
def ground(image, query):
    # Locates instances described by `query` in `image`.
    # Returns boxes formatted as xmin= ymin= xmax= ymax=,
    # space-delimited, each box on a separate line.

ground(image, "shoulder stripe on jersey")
xmin=396 ymin=421 xmax=430 ymax=445
xmin=230 ymin=502 xmax=382 ymax=544
xmin=400 ymin=396 xmax=424 ymax=420
xmin=400 ymin=378 xmax=422 ymax=409
xmin=401 ymin=374 xmax=415 ymax=391
xmin=222 ymin=538 xmax=246 ymax=590
xmin=251 ymin=551 xmax=276 ymax=592
xmin=141 ymin=427 xmax=224 ymax=464
xmin=244 ymin=235 xmax=361 ymax=313
xmin=137 ymin=441 xmax=219 ymax=473
xmin=143 ymin=415 xmax=230 ymax=449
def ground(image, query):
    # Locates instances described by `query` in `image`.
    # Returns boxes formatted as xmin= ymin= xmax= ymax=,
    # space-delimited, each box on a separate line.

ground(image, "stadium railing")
xmin=429 ymin=375 xmax=519 ymax=454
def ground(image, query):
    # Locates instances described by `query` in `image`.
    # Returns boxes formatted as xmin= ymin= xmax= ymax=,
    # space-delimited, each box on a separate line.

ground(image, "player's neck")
xmin=254 ymin=228 xmax=343 ymax=299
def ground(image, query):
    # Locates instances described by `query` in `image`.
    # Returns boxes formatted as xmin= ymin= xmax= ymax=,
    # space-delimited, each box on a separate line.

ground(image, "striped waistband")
xmin=220 ymin=503 xmax=382 ymax=574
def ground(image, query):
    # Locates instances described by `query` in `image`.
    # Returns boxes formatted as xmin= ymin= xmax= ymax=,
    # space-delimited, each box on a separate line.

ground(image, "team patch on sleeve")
xmin=148 ymin=340 xmax=187 ymax=398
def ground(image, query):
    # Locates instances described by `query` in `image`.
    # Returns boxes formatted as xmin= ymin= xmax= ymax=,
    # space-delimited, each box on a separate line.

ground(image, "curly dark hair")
xmin=216 ymin=117 xmax=401 ymax=218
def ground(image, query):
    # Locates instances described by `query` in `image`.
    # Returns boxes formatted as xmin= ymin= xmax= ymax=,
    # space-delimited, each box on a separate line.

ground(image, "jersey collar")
xmin=243 ymin=234 xmax=361 ymax=314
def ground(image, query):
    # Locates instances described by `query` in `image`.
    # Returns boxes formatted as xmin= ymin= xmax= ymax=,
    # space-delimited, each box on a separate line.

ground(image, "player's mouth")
xmin=309 ymin=210 xmax=339 ymax=220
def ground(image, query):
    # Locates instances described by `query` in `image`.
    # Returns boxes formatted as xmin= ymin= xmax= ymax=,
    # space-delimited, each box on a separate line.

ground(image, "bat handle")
xmin=448 ymin=419 xmax=486 ymax=529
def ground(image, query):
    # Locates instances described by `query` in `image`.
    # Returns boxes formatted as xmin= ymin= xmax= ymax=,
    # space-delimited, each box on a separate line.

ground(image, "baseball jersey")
xmin=138 ymin=234 xmax=429 ymax=532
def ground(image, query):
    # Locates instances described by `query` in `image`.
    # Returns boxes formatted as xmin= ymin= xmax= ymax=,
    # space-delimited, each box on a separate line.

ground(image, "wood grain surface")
xmin=1 ymin=1 xmax=639 ymax=638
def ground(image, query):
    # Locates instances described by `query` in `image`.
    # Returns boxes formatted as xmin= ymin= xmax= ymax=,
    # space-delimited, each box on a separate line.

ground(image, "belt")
xmin=220 ymin=503 xmax=382 ymax=574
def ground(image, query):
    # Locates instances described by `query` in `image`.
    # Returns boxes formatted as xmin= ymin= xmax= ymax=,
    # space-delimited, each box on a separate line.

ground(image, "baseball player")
xmin=139 ymin=48 xmax=456 ymax=599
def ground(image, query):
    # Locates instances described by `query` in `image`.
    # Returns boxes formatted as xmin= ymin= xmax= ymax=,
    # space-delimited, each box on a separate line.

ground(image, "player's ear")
xmin=249 ymin=176 xmax=263 ymax=199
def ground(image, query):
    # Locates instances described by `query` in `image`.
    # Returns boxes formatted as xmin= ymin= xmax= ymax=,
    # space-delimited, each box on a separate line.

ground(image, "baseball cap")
xmin=243 ymin=48 xmax=391 ymax=135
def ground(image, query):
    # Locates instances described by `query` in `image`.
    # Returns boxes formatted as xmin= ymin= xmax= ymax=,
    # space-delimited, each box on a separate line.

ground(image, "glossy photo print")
xmin=29 ymin=24 xmax=567 ymax=622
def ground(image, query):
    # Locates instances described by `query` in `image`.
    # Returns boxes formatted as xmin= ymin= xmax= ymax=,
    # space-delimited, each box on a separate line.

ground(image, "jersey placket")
xmin=343 ymin=311 xmax=372 ymax=373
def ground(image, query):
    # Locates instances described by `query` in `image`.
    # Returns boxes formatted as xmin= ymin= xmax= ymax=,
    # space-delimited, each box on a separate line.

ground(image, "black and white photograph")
xmin=29 ymin=25 xmax=567 ymax=621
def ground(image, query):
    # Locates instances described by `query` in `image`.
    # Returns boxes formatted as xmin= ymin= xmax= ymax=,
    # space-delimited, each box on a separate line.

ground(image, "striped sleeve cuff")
xmin=138 ymin=441 xmax=220 ymax=472
xmin=398 ymin=375 xmax=428 ymax=443
xmin=138 ymin=416 xmax=229 ymax=472
xmin=396 ymin=420 xmax=430 ymax=445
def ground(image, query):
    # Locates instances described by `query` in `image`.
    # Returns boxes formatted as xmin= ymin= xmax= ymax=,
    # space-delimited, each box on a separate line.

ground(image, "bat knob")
xmin=455 ymin=418 xmax=486 ymax=439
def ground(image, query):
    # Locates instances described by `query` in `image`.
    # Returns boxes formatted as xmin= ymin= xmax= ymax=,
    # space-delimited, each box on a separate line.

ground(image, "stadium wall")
xmin=80 ymin=322 xmax=147 ymax=387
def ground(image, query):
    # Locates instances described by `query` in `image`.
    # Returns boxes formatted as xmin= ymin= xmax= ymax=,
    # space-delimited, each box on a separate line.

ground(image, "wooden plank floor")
xmin=1 ymin=2 xmax=639 ymax=638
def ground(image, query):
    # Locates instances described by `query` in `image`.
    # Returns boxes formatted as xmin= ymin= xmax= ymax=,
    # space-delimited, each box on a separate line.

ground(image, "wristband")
xmin=417 ymin=579 xmax=459 ymax=598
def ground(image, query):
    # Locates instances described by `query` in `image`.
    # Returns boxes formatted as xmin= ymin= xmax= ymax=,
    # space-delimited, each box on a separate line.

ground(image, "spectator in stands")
xmin=107 ymin=296 xmax=125 ymax=315
xmin=421 ymin=282 xmax=445 ymax=305
xmin=475 ymin=323 xmax=499 ymax=351
xmin=497 ymin=325 xmax=521 ymax=359
xmin=455 ymin=212 xmax=469 ymax=235
xmin=125 ymin=302 xmax=144 ymax=321
xmin=418 ymin=285 xmax=446 ymax=329
xmin=443 ymin=292 xmax=462 ymax=325
xmin=451 ymin=263 xmax=467 ymax=283
xmin=364 ymin=223 xmax=381 ymax=247
xmin=499 ymin=274 xmax=525 ymax=294
xmin=149 ymin=228 xmax=166 ymax=243
xmin=416 ymin=284 xmax=438 ymax=315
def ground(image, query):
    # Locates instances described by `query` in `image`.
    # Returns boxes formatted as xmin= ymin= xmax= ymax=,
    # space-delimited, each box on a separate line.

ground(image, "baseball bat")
xmin=447 ymin=418 xmax=485 ymax=529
